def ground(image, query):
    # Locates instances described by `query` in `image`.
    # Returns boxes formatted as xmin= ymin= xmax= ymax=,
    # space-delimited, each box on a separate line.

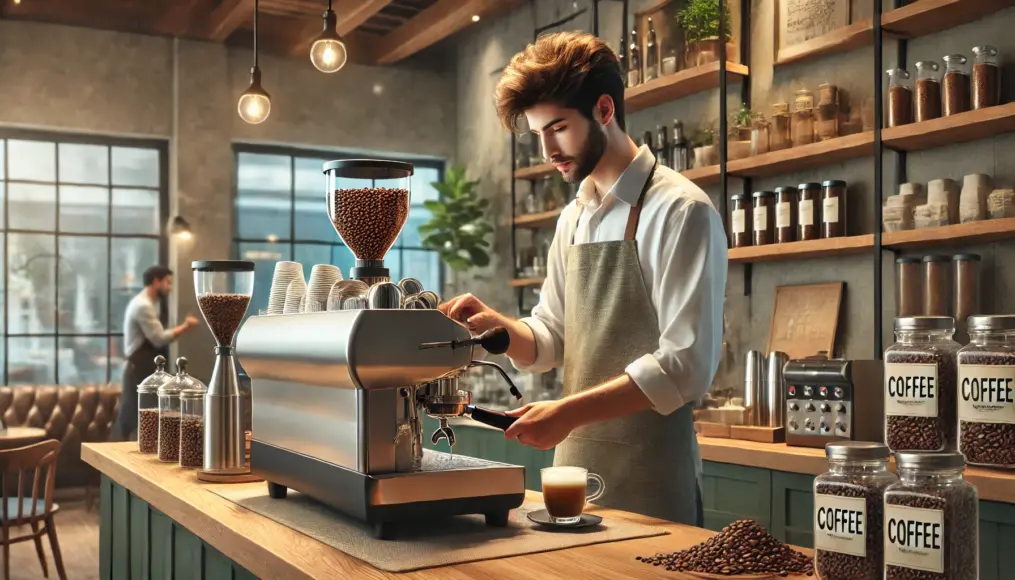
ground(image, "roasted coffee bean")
xmin=885 ymin=349 xmax=956 ymax=452
xmin=637 ymin=519 xmax=813 ymax=576
xmin=943 ymin=71 xmax=969 ymax=116
xmin=814 ymin=479 xmax=891 ymax=580
xmin=197 ymin=293 xmax=250 ymax=346
xmin=888 ymin=85 xmax=913 ymax=127
xmin=179 ymin=416 xmax=204 ymax=468
xmin=972 ymin=63 xmax=999 ymax=110
xmin=885 ymin=486 xmax=977 ymax=580
xmin=915 ymin=78 xmax=941 ymax=122
xmin=958 ymin=350 xmax=1015 ymax=467
xmin=138 ymin=408 xmax=159 ymax=454
xmin=158 ymin=412 xmax=181 ymax=462
xmin=330 ymin=188 xmax=409 ymax=260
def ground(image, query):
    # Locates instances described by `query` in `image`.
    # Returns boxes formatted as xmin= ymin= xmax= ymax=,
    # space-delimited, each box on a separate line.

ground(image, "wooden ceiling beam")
xmin=286 ymin=0 xmax=394 ymax=60
xmin=371 ymin=0 xmax=523 ymax=64
xmin=204 ymin=0 xmax=253 ymax=41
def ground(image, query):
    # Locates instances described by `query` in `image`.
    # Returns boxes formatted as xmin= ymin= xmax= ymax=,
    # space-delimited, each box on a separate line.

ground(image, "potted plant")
xmin=691 ymin=125 xmax=718 ymax=168
xmin=728 ymin=103 xmax=759 ymax=160
xmin=417 ymin=166 xmax=494 ymax=293
xmin=676 ymin=0 xmax=734 ymax=68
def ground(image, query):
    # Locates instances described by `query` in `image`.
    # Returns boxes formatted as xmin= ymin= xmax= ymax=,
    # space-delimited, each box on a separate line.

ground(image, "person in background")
xmin=110 ymin=266 xmax=199 ymax=441
xmin=439 ymin=32 xmax=727 ymax=525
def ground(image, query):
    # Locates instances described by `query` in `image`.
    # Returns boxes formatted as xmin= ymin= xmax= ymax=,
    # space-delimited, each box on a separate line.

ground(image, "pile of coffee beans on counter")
xmin=330 ymin=188 xmax=409 ymax=260
xmin=958 ymin=349 xmax=1015 ymax=467
xmin=885 ymin=349 xmax=956 ymax=452
xmin=814 ymin=479 xmax=891 ymax=580
xmin=885 ymin=486 xmax=978 ymax=580
xmin=158 ymin=412 xmax=181 ymax=462
xmin=138 ymin=408 xmax=159 ymax=454
xmin=197 ymin=293 xmax=251 ymax=346
xmin=179 ymin=416 xmax=204 ymax=468
xmin=636 ymin=519 xmax=813 ymax=576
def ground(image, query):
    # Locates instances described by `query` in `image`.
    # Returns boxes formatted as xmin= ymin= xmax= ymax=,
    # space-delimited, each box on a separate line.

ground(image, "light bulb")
xmin=472 ymin=14 xmax=480 ymax=22
xmin=311 ymin=38 xmax=347 ymax=73
xmin=238 ymin=93 xmax=271 ymax=124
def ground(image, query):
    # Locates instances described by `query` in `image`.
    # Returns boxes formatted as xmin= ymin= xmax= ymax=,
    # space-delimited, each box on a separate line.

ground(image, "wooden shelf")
xmin=882 ymin=217 xmax=1015 ymax=250
xmin=625 ymin=61 xmax=748 ymax=113
xmin=727 ymin=132 xmax=874 ymax=178
xmin=510 ymin=277 xmax=545 ymax=288
xmin=775 ymin=19 xmax=873 ymax=67
xmin=681 ymin=164 xmax=721 ymax=187
xmin=881 ymin=0 xmax=1013 ymax=38
xmin=513 ymin=164 xmax=554 ymax=180
xmin=514 ymin=209 xmax=562 ymax=229
xmin=882 ymin=102 xmax=1015 ymax=151
xmin=728 ymin=235 xmax=875 ymax=264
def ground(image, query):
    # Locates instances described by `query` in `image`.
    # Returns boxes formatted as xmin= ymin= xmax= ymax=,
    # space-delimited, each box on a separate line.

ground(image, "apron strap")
xmin=623 ymin=163 xmax=658 ymax=241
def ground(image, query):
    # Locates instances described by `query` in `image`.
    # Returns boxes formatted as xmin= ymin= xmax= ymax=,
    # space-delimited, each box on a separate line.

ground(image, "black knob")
xmin=805 ymin=403 xmax=816 ymax=412
xmin=789 ymin=403 xmax=799 ymax=412
xmin=476 ymin=327 xmax=511 ymax=355
xmin=820 ymin=403 xmax=831 ymax=413
xmin=836 ymin=404 xmax=846 ymax=414
xmin=836 ymin=422 xmax=847 ymax=433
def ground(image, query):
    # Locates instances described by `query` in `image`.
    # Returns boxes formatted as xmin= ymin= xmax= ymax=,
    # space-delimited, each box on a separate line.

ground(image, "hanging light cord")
xmin=254 ymin=0 xmax=260 ymax=68
xmin=328 ymin=0 xmax=333 ymax=11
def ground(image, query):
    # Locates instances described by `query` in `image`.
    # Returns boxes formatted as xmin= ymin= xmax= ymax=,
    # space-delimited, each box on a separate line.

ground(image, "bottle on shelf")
xmin=656 ymin=125 xmax=671 ymax=169
xmin=645 ymin=17 xmax=659 ymax=82
xmin=643 ymin=130 xmax=655 ymax=156
xmin=627 ymin=29 xmax=641 ymax=88
xmin=672 ymin=120 xmax=691 ymax=172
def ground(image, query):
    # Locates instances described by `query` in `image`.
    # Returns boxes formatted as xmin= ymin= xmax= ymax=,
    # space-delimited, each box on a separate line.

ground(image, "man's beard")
xmin=555 ymin=122 xmax=606 ymax=184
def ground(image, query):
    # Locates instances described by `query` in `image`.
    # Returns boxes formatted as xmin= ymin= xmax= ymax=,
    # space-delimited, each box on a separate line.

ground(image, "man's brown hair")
xmin=495 ymin=32 xmax=626 ymax=133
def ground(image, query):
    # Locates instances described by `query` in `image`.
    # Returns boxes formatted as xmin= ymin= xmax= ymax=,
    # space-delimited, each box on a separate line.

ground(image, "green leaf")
xmin=468 ymin=247 xmax=490 ymax=267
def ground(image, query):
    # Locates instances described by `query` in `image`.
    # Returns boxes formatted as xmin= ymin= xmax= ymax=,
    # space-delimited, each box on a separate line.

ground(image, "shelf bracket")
xmin=743 ymin=263 xmax=753 ymax=296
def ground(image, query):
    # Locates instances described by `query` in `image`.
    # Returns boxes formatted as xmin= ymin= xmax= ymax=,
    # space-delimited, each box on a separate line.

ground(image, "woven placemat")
xmin=212 ymin=486 xmax=668 ymax=572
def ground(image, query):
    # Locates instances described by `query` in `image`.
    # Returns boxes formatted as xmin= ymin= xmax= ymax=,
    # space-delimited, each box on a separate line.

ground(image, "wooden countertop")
xmin=83 ymin=442 xmax=811 ymax=580
xmin=697 ymin=435 xmax=1015 ymax=503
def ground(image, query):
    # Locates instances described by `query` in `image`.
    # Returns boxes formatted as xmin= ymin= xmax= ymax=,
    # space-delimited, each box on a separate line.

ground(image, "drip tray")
xmin=416 ymin=449 xmax=511 ymax=472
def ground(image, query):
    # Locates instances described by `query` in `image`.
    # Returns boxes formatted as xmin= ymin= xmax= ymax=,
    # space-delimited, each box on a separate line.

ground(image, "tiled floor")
xmin=7 ymin=499 xmax=98 ymax=580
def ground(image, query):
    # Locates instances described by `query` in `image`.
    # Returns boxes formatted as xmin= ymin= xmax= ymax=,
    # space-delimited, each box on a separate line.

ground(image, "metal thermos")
xmin=204 ymin=347 xmax=246 ymax=474
xmin=744 ymin=350 xmax=765 ymax=425
xmin=764 ymin=351 xmax=789 ymax=427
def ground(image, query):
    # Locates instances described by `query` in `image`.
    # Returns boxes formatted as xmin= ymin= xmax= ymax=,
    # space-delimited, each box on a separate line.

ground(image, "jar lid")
xmin=731 ymin=193 xmax=747 ymax=201
xmin=137 ymin=355 xmax=172 ymax=394
xmin=952 ymin=253 xmax=981 ymax=262
xmin=967 ymin=315 xmax=1015 ymax=332
xmin=894 ymin=316 xmax=955 ymax=331
xmin=159 ymin=357 xmax=207 ymax=395
xmin=895 ymin=451 xmax=965 ymax=471
xmin=921 ymin=254 xmax=951 ymax=263
xmin=825 ymin=441 xmax=890 ymax=462
xmin=895 ymin=256 xmax=922 ymax=264
xmin=772 ymin=102 xmax=789 ymax=114
xmin=798 ymin=182 xmax=822 ymax=190
xmin=180 ymin=388 xmax=206 ymax=401
xmin=822 ymin=180 xmax=847 ymax=187
xmin=972 ymin=45 xmax=998 ymax=56
xmin=752 ymin=191 xmax=774 ymax=199
xmin=943 ymin=54 xmax=967 ymax=64
xmin=774 ymin=186 xmax=798 ymax=194
xmin=322 ymin=159 xmax=414 ymax=179
xmin=192 ymin=260 xmax=255 ymax=272
xmin=915 ymin=60 xmax=940 ymax=71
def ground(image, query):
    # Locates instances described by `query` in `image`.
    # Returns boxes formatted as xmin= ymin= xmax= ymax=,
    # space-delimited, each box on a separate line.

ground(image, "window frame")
xmin=0 ymin=127 xmax=170 ymax=385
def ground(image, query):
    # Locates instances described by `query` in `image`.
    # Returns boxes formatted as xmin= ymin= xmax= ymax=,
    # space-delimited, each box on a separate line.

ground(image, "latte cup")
xmin=540 ymin=466 xmax=606 ymax=525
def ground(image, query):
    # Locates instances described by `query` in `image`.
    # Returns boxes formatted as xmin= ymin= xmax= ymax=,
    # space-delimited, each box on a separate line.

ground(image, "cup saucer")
xmin=526 ymin=509 xmax=603 ymax=528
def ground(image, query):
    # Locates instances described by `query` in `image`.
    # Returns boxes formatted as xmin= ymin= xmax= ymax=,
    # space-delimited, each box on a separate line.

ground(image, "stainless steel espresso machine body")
xmin=784 ymin=356 xmax=884 ymax=448
xmin=235 ymin=308 xmax=525 ymax=539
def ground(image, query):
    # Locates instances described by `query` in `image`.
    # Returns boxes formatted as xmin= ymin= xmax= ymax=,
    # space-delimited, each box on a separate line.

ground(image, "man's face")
xmin=153 ymin=275 xmax=173 ymax=299
xmin=524 ymin=102 xmax=606 ymax=184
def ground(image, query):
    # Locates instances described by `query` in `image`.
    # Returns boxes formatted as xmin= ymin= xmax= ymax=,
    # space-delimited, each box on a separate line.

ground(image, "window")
xmin=233 ymin=146 xmax=443 ymax=317
xmin=0 ymin=130 xmax=168 ymax=385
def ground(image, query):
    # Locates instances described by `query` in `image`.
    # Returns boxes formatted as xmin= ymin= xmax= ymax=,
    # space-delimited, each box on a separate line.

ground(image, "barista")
xmin=439 ymin=32 xmax=727 ymax=525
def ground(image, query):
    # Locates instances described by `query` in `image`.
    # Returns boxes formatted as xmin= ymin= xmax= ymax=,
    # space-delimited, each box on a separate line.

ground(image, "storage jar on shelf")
xmin=179 ymin=386 xmax=207 ymax=469
xmin=752 ymin=191 xmax=775 ymax=246
xmin=895 ymin=256 xmax=923 ymax=318
xmin=887 ymin=68 xmax=913 ymax=127
xmin=958 ymin=314 xmax=1015 ymax=469
xmin=792 ymin=89 xmax=815 ymax=147
xmin=821 ymin=180 xmax=847 ymax=238
xmin=137 ymin=355 xmax=172 ymax=455
xmin=775 ymin=186 xmax=797 ymax=244
xmin=923 ymin=255 xmax=952 ymax=317
xmin=915 ymin=60 xmax=942 ymax=122
xmin=942 ymin=54 xmax=970 ymax=116
xmin=798 ymin=182 xmax=822 ymax=241
xmin=751 ymin=116 xmax=771 ymax=156
xmin=972 ymin=45 xmax=1000 ymax=109
xmin=730 ymin=193 xmax=750 ymax=249
xmin=770 ymin=102 xmax=792 ymax=151
xmin=816 ymin=83 xmax=839 ymax=141
xmin=952 ymin=254 xmax=980 ymax=327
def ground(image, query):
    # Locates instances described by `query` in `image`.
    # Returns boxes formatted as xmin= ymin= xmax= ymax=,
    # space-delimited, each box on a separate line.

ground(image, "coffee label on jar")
xmin=753 ymin=206 xmax=767 ymax=231
xmin=776 ymin=201 xmax=791 ymax=228
xmin=732 ymin=209 xmax=746 ymax=234
xmin=958 ymin=364 xmax=1015 ymax=423
xmin=885 ymin=363 xmax=938 ymax=417
xmin=823 ymin=197 xmax=840 ymax=223
xmin=799 ymin=199 xmax=814 ymax=226
xmin=814 ymin=493 xmax=866 ymax=557
xmin=885 ymin=504 xmax=945 ymax=574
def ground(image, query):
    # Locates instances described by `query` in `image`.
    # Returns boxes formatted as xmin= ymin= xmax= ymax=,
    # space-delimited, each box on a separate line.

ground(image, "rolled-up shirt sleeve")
xmin=625 ymin=199 xmax=728 ymax=416
xmin=138 ymin=301 xmax=175 ymax=348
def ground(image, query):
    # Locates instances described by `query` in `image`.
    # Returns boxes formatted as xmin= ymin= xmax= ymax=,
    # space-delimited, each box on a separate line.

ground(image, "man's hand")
xmin=438 ymin=293 xmax=505 ymax=333
xmin=504 ymin=401 xmax=576 ymax=450
xmin=184 ymin=314 xmax=200 ymax=328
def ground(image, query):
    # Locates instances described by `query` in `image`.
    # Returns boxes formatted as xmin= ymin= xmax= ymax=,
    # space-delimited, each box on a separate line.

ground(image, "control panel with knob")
xmin=783 ymin=357 xmax=884 ymax=448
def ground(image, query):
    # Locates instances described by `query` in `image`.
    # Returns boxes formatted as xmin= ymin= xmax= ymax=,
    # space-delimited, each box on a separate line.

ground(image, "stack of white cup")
xmin=267 ymin=262 xmax=305 ymax=315
xmin=304 ymin=264 xmax=343 ymax=313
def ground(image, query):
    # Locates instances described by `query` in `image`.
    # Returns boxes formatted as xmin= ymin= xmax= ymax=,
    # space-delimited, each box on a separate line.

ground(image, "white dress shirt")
xmin=512 ymin=145 xmax=728 ymax=416
xmin=123 ymin=290 xmax=174 ymax=357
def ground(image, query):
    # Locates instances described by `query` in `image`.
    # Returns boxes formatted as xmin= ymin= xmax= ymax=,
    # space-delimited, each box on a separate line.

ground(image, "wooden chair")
xmin=0 ymin=439 xmax=66 ymax=580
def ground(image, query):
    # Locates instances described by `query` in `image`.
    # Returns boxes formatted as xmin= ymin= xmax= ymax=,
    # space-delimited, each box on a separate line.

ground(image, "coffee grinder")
xmin=324 ymin=159 xmax=412 ymax=286
xmin=192 ymin=260 xmax=255 ymax=477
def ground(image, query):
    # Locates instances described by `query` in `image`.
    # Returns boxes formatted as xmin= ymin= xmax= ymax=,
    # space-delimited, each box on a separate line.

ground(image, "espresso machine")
xmin=784 ymin=355 xmax=884 ymax=448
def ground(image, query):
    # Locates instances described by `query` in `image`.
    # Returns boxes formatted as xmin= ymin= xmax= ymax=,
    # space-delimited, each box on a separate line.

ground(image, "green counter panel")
xmin=700 ymin=461 xmax=771 ymax=532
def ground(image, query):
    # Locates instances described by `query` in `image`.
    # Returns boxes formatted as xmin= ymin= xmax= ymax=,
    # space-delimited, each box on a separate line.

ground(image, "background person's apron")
xmin=552 ymin=164 xmax=703 ymax=526
xmin=110 ymin=338 xmax=161 ymax=441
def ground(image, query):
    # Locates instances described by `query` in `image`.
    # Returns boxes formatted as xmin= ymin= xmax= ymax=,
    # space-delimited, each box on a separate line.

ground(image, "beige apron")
xmin=553 ymin=164 xmax=703 ymax=526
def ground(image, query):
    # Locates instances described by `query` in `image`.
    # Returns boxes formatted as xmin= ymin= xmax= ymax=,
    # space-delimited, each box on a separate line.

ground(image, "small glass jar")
xmin=158 ymin=357 xmax=206 ymax=463
xmin=915 ymin=61 xmax=942 ymax=122
xmin=774 ymin=186 xmax=797 ymax=243
xmin=887 ymin=68 xmax=914 ymax=127
xmin=137 ymin=355 xmax=171 ymax=454
xmin=751 ymin=116 xmax=771 ymax=156
xmin=923 ymin=254 xmax=952 ymax=317
xmin=972 ymin=45 xmax=1000 ymax=109
xmin=817 ymin=83 xmax=840 ymax=141
xmin=792 ymin=89 xmax=815 ymax=147
xmin=730 ymin=193 xmax=750 ymax=248
xmin=942 ymin=55 xmax=970 ymax=116
xmin=798 ymin=182 xmax=822 ymax=241
xmin=952 ymin=253 xmax=980 ymax=325
xmin=895 ymin=256 xmax=924 ymax=318
xmin=883 ymin=452 xmax=978 ymax=579
xmin=179 ymin=388 xmax=207 ymax=469
xmin=821 ymin=180 xmax=847 ymax=238
xmin=752 ymin=191 xmax=775 ymax=246
xmin=884 ymin=316 xmax=960 ymax=453
xmin=770 ymin=102 xmax=792 ymax=151
xmin=814 ymin=442 xmax=898 ymax=580
xmin=958 ymin=315 xmax=1015 ymax=469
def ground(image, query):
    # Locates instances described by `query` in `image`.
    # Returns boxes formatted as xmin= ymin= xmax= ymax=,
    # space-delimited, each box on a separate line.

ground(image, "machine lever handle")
xmin=418 ymin=327 xmax=510 ymax=355
xmin=466 ymin=405 xmax=517 ymax=431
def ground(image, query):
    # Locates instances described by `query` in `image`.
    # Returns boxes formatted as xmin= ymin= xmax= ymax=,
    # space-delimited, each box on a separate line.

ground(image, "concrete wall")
xmin=0 ymin=19 xmax=456 ymax=378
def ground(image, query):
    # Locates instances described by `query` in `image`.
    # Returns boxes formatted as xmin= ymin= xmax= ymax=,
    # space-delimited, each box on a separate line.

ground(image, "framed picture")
xmin=776 ymin=0 xmax=850 ymax=56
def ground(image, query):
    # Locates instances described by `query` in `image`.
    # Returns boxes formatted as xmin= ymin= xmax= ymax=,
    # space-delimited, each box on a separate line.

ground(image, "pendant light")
xmin=238 ymin=0 xmax=271 ymax=124
xmin=310 ymin=0 xmax=347 ymax=73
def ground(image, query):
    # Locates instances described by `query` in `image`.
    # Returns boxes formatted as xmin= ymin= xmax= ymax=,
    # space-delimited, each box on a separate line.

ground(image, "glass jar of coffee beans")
xmin=884 ymin=452 xmax=978 ymax=580
xmin=158 ymin=357 xmax=206 ymax=463
xmin=942 ymin=54 xmax=970 ymax=116
xmin=972 ymin=45 xmax=1000 ymax=110
xmin=179 ymin=388 xmax=207 ymax=469
xmin=814 ymin=442 xmax=897 ymax=580
xmin=884 ymin=316 xmax=960 ymax=453
xmin=958 ymin=315 xmax=1015 ymax=468
xmin=137 ymin=355 xmax=172 ymax=454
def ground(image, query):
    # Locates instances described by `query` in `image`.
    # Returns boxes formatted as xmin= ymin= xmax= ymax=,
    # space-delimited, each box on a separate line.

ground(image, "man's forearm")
xmin=503 ymin=318 xmax=538 ymax=366
xmin=558 ymin=374 xmax=653 ymax=428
